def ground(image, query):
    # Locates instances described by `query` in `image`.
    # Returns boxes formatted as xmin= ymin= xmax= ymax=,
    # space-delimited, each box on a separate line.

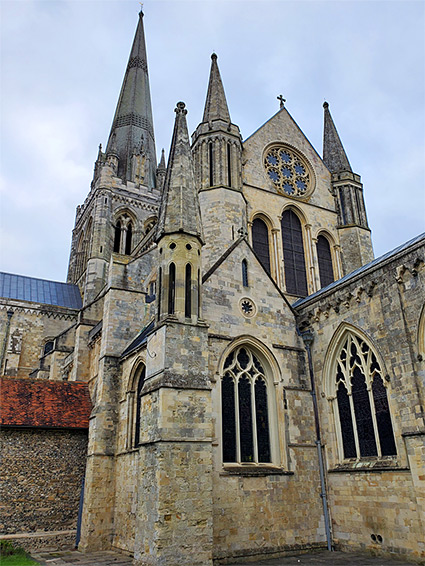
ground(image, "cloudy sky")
xmin=1 ymin=0 xmax=424 ymax=282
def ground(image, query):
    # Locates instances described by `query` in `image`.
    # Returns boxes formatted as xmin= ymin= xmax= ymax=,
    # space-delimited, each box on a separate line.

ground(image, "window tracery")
xmin=335 ymin=333 xmax=396 ymax=460
xmin=221 ymin=346 xmax=271 ymax=464
xmin=264 ymin=145 xmax=312 ymax=197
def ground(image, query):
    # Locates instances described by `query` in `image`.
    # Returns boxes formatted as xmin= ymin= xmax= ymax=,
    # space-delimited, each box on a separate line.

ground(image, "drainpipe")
xmin=300 ymin=328 xmax=333 ymax=551
xmin=1 ymin=310 xmax=14 ymax=375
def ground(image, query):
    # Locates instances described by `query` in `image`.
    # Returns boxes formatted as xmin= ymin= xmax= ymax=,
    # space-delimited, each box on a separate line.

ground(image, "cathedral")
xmin=1 ymin=10 xmax=424 ymax=566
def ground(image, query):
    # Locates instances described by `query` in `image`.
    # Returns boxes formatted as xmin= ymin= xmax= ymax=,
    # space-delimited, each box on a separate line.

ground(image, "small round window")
xmin=264 ymin=145 xmax=313 ymax=197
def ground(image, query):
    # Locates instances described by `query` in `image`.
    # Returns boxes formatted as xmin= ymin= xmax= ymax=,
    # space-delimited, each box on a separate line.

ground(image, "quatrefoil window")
xmin=264 ymin=145 xmax=313 ymax=197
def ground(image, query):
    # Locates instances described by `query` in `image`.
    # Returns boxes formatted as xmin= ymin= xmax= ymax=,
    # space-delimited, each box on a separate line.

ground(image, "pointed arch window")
xmin=335 ymin=333 xmax=396 ymax=460
xmin=221 ymin=346 xmax=272 ymax=464
xmin=242 ymin=259 xmax=249 ymax=287
xmin=281 ymin=209 xmax=307 ymax=296
xmin=252 ymin=218 xmax=271 ymax=275
xmin=317 ymin=235 xmax=334 ymax=288
xmin=168 ymin=262 xmax=176 ymax=315
xmin=134 ymin=365 xmax=146 ymax=447
xmin=185 ymin=263 xmax=192 ymax=318
xmin=113 ymin=214 xmax=133 ymax=255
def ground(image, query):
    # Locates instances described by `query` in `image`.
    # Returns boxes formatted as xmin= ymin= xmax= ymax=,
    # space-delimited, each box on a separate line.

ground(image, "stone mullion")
xmin=251 ymin=378 xmax=259 ymax=463
xmin=334 ymin=244 xmax=343 ymax=279
xmin=235 ymin=376 xmax=241 ymax=463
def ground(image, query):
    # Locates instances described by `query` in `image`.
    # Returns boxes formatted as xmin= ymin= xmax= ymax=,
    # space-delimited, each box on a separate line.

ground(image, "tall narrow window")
xmin=227 ymin=143 xmax=232 ymax=187
xmin=316 ymin=235 xmax=334 ymax=288
xmin=185 ymin=263 xmax=192 ymax=318
xmin=114 ymin=220 xmax=121 ymax=253
xmin=209 ymin=143 xmax=214 ymax=187
xmin=221 ymin=346 xmax=272 ymax=464
xmin=168 ymin=263 xmax=176 ymax=314
xmin=335 ymin=333 xmax=396 ymax=460
xmin=134 ymin=365 xmax=146 ymax=447
xmin=125 ymin=222 xmax=133 ymax=255
xmin=157 ymin=267 xmax=162 ymax=318
xmin=242 ymin=259 xmax=249 ymax=287
xmin=281 ymin=209 xmax=307 ymax=296
xmin=252 ymin=218 xmax=271 ymax=275
xmin=197 ymin=269 xmax=201 ymax=318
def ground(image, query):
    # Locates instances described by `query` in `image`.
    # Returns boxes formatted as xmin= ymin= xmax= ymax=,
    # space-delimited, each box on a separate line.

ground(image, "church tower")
xmin=192 ymin=54 xmax=245 ymax=269
xmin=132 ymin=102 xmax=213 ymax=566
xmin=323 ymin=102 xmax=374 ymax=272
xmin=67 ymin=10 xmax=161 ymax=305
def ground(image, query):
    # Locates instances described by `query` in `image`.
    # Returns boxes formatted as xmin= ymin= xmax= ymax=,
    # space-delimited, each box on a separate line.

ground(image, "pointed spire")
xmin=105 ymin=10 xmax=157 ymax=186
xmin=202 ymin=53 xmax=231 ymax=123
xmin=158 ymin=148 xmax=166 ymax=171
xmin=156 ymin=103 xmax=203 ymax=242
xmin=323 ymin=102 xmax=352 ymax=173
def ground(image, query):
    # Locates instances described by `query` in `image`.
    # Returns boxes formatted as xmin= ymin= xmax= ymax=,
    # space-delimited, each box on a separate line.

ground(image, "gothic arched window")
xmin=133 ymin=365 xmax=146 ymax=447
xmin=316 ymin=235 xmax=334 ymax=288
xmin=281 ymin=209 xmax=307 ymax=296
xmin=168 ymin=262 xmax=176 ymax=314
xmin=185 ymin=263 xmax=192 ymax=318
xmin=221 ymin=346 xmax=272 ymax=464
xmin=113 ymin=214 xmax=134 ymax=255
xmin=252 ymin=218 xmax=271 ymax=275
xmin=335 ymin=333 xmax=396 ymax=459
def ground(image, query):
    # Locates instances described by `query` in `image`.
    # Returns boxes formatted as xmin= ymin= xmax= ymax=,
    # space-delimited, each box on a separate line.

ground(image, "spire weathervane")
xmin=277 ymin=94 xmax=286 ymax=108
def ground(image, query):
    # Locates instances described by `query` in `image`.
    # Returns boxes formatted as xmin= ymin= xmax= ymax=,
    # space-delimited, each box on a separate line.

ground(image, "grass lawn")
xmin=0 ymin=555 xmax=40 ymax=565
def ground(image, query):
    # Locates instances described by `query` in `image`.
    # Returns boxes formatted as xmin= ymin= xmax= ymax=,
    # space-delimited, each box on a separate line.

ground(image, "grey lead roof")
xmin=293 ymin=232 xmax=425 ymax=308
xmin=0 ymin=272 xmax=82 ymax=309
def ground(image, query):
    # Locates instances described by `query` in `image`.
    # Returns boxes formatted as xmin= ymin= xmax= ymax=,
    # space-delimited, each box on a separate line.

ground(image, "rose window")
xmin=264 ymin=145 xmax=312 ymax=197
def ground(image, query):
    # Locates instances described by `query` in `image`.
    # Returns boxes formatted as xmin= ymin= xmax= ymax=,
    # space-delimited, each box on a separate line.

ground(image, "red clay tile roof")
xmin=0 ymin=377 xmax=92 ymax=429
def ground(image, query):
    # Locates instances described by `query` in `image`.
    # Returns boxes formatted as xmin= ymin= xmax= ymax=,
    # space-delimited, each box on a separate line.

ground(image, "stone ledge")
xmin=220 ymin=465 xmax=293 ymax=477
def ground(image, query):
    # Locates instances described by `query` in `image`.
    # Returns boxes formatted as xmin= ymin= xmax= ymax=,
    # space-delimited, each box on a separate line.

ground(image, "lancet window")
xmin=221 ymin=346 xmax=271 ymax=464
xmin=252 ymin=218 xmax=271 ymax=275
xmin=113 ymin=213 xmax=133 ymax=255
xmin=281 ymin=209 xmax=307 ymax=296
xmin=133 ymin=365 xmax=146 ymax=447
xmin=335 ymin=333 xmax=396 ymax=459
xmin=316 ymin=235 xmax=334 ymax=288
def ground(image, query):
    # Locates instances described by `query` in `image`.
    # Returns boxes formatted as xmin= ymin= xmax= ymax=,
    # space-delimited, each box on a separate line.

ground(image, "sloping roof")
xmin=121 ymin=320 xmax=155 ymax=359
xmin=293 ymin=232 xmax=425 ymax=309
xmin=0 ymin=378 xmax=92 ymax=429
xmin=0 ymin=272 xmax=82 ymax=309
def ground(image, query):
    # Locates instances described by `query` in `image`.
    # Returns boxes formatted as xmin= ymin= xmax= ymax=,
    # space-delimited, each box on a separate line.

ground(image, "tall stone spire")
xmin=156 ymin=102 xmax=203 ymax=242
xmin=105 ymin=10 xmax=156 ymax=186
xmin=202 ymin=53 xmax=231 ymax=123
xmin=322 ymin=102 xmax=352 ymax=173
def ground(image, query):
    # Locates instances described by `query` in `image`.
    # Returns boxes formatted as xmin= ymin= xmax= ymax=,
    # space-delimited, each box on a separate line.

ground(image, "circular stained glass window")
xmin=264 ymin=145 xmax=312 ymax=197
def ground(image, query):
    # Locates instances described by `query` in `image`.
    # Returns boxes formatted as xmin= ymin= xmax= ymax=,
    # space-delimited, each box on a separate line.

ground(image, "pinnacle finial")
xmin=175 ymin=101 xmax=187 ymax=115
xmin=211 ymin=52 xmax=217 ymax=60
xmin=323 ymin=101 xmax=329 ymax=109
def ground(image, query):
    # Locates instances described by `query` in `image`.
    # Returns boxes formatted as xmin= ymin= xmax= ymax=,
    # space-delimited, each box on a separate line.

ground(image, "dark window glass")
xmin=372 ymin=375 xmax=397 ymax=456
xmin=317 ymin=235 xmax=334 ymax=288
xmin=227 ymin=143 xmax=232 ymax=187
xmin=281 ymin=210 xmax=307 ymax=296
xmin=209 ymin=143 xmax=214 ymax=187
xmin=168 ymin=263 xmax=175 ymax=314
xmin=337 ymin=383 xmax=356 ymax=458
xmin=157 ymin=267 xmax=162 ymax=318
xmin=252 ymin=218 xmax=271 ymax=275
xmin=125 ymin=222 xmax=132 ymax=255
xmin=43 ymin=341 xmax=54 ymax=356
xmin=222 ymin=374 xmax=236 ymax=462
xmin=134 ymin=366 xmax=146 ymax=446
xmin=238 ymin=375 xmax=254 ymax=462
xmin=242 ymin=259 xmax=249 ymax=287
xmin=114 ymin=220 xmax=121 ymax=253
xmin=197 ymin=268 xmax=201 ymax=318
xmin=185 ymin=263 xmax=191 ymax=318
xmin=255 ymin=378 xmax=271 ymax=462
xmin=351 ymin=366 xmax=377 ymax=457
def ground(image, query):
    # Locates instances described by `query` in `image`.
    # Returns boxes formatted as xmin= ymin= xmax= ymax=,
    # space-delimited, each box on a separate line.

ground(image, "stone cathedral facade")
xmin=1 ymin=11 xmax=424 ymax=566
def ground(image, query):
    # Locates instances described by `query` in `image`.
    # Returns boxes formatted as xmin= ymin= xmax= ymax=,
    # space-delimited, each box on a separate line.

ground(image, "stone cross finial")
xmin=277 ymin=94 xmax=286 ymax=108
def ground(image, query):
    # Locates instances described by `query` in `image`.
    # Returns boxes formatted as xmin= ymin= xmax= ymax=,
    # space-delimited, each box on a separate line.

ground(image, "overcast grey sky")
xmin=1 ymin=0 xmax=424 ymax=282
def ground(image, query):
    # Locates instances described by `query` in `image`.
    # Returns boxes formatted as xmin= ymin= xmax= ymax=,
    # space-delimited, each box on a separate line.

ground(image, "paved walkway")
xmin=31 ymin=549 xmax=418 ymax=566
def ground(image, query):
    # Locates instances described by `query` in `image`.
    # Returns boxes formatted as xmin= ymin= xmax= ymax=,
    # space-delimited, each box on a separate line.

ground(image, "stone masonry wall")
xmin=0 ymin=428 xmax=87 ymax=548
